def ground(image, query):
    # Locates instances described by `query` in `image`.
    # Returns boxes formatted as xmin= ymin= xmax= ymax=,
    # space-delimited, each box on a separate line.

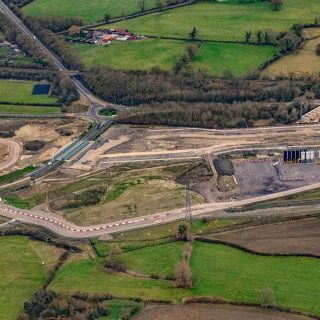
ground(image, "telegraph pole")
xmin=185 ymin=182 xmax=192 ymax=223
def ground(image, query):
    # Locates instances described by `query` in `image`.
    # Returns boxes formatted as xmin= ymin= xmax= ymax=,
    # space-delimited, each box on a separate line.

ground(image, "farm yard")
xmin=64 ymin=0 xmax=320 ymax=76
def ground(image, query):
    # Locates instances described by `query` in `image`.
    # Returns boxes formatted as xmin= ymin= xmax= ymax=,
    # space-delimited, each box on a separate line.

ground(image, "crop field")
xmin=0 ymin=104 xmax=62 ymax=114
xmin=263 ymin=28 xmax=320 ymax=77
xmin=0 ymin=236 xmax=63 ymax=320
xmin=135 ymin=304 xmax=310 ymax=320
xmin=50 ymin=241 xmax=320 ymax=316
xmin=211 ymin=217 xmax=320 ymax=256
xmin=72 ymin=40 xmax=277 ymax=76
xmin=107 ymin=0 xmax=320 ymax=41
xmin=0 ymin=80 xmax=57 ymax=104
xmin=23 ymin=0 xmax=157 ymax=24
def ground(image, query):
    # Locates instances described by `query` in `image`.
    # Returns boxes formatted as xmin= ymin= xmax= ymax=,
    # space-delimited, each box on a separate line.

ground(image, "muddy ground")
xmin=134 ymin=304 xmax=311 ymax=320
xmin=210 ymin=216 xmax=320 ymax=256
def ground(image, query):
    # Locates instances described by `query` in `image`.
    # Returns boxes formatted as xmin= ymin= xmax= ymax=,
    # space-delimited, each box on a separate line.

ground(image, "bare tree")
xmin=175 ymin=260 xmax=192 ymax=288
xmin=138 ymin=0 xmax=146 ymax=12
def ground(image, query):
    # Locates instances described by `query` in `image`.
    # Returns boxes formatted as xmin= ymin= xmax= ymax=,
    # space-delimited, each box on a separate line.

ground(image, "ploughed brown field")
xmin=210 ymin=217 xmax=320 ymax=256
xmin=135 ymin=304 xmax=311 ymax=320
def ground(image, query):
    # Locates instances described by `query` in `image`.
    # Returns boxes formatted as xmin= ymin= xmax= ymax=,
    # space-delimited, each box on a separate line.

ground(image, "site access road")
xmin=2 ymin=180 xmax=320 ymax=238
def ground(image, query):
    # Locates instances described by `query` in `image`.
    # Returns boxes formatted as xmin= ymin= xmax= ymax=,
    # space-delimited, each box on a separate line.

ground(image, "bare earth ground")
xmin=210 ymin=217 xmax=320 ymax=256
xmin=0 ymin=142 xmax=8 ymax=163
xmin=72 ymin=124 xmax=320 ymax=171
xmin=134 ymin=304 xmax=311 ymax=320
xmin=0 ymin=138 xmax=21 ymax=173
xmin=0 ymin=118 xmax=88 ymax=168
xmin=234 ymin=160 xmax=320 ymax=198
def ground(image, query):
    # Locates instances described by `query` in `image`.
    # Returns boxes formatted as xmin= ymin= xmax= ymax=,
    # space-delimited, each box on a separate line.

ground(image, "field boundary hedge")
xmin=56 ymin=0 xmax=196 ymax=34
xmin=0 ymin=101 xmax=62 ymax=107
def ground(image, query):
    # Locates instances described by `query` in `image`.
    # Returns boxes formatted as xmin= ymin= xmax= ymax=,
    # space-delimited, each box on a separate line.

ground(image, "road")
xmin=1 ymin=180 xmax=320 ymax=238
xmin=0 ymin=0 xmax=108 ymax=107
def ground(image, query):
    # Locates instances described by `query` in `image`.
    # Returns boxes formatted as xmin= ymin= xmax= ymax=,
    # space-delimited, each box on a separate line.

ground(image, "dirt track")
xmin=134 ymin=304 xmax=311 ymax=320
xmin=211 ymin=217 xmax=320 ymax=256
xmin=0 ymin=138 xmax=21 ymax=172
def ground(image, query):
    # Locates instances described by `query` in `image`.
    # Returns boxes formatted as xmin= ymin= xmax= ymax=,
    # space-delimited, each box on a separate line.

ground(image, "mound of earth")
xmin=24 ymin=140 xmax=46 ymax=151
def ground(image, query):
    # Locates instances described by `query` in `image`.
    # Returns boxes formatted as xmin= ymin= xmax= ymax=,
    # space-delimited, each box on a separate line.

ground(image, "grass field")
xmin=0 ymin=236 xmax=63 ymax=320
xmin=0 ymin=166 xmax=35 ymax=185
xmin=193 ymin=43 xmax=277 ymax=76
xmin=23 ymin=0 xmax=157 ymax=24
xmin=0 ymin=104 xmax=62 ymax=114
xmin=101 ymin=299 xmax=143 ymax=320
xmin=106 ymin=0 xmax=320 ymax=41
xmin=50 ymin=241 xmax=320 ymax=316
xmin=71 ymin=39 xmax=185 ymax=71
xmin=72 ymin=40 xmax=277 ymax=76
xmin=0 ymin=80 xmax=57 ymax=104
xmin=118 ymin=242 xmax=183 ymax=276
xmin=263 ymin=28 xmax=320 ymax=77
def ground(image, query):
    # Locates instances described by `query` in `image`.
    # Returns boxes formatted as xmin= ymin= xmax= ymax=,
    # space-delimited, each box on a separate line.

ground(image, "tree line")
xmin=82 ymin=66 xmax=320 ymax=105
xmin=116 ymin=99 xmax=314 ymax=129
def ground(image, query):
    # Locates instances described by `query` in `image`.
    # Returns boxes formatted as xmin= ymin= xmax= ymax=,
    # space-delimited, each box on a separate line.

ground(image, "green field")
xmin=50 ymin=241 xmax=320 ymax=316
xmin=71 ymin=39 xmax=185 ymax=71
xmin=72 ymin=40 xmax=277 ymax=76
xmin=0 ymin=236 xmax=62 ymax=320
xmin=106 ymin=0 xmax=320 ymax=41
xmin=0 ymin=104 xmax=62 ymax=114
xmin=101 ymin=299 xmax=143 ymax=320
xmin=118 ymin=242 xmax=183 ymax=276
xmin=193 ymin=43 xmax=277 ymax=76
xmin=23 ymin=0 xmax=157 ymax=24
xmin=0 ymin=80 xmax=57 ymax=104
xmin=0 ymin=166 xmax=35 ymax=185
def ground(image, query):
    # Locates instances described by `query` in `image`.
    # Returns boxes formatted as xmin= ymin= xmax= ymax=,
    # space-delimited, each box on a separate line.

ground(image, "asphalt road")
xmin=2 ymin=180 xmax=320 ymax=238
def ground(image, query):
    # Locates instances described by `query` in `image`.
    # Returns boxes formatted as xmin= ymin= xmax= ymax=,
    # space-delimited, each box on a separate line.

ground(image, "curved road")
xmin=0 ymin=138 xmax=21 ymax=171
xmin=1 ymin=180 xmax=320 ymax=238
